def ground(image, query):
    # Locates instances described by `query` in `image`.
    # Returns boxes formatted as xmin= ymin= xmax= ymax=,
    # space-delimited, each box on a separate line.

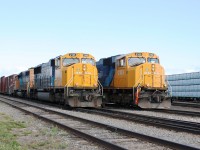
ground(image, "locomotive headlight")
xmin=152 ymin=64 xmax=155 ymax=71
xmin=83 ymin=64 xmax=86 ymax=71
xmin=163 ymin=84 xmax=166 ymax=87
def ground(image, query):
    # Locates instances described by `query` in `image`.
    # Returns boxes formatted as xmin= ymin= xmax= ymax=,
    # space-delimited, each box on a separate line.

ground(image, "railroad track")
xmin=0 ymin=96 xmax=199 ymax=150
xmin=5 ymin=96 xmax=200 ymax=117
xmin=6 ymin=95 xmax=200 ymax=117
xmin=104 ymin=106 xmax=200 ymax=117
xmin=76 ymin=108 xmax=200 ymax=135
xmin=147 ymin=109 xmax=200 ymax=117
xmin=172 ymin=101 xmax=200 ymax=108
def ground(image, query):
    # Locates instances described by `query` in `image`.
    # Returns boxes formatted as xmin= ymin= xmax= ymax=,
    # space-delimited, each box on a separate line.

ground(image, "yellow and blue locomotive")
xmin=97 ymin=52 xmax=171 ymax=109
xmin=14 ymin=53 xmax=103 ymax=107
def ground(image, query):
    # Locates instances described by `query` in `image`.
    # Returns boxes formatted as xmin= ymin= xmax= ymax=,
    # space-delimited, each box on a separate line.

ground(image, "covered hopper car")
xmin=167 ymin=72 xmax=200 ymax=102
xmin=97 ymin=52 xmax=171 ymax=109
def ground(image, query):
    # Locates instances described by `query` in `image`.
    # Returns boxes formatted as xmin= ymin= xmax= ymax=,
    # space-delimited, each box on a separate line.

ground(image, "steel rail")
xmin=76 ymin=108 xmax=200 ymax=135
xmin=172 ymin=101 xmax=200 ymax=108
xmin=147 ymin=109 xmax=200 ymax=117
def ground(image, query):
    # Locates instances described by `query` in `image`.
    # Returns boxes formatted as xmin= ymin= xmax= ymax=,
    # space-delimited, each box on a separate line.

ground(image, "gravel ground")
xmin=106 ymin=108 xmax=200 ymax=123
xmin=1 ymin=96 xmax=200 ymax=149
xmin=49 ymin=108 xmax=200 ymax=149
xmin=0 ymin=101 xmax=104 ymax=150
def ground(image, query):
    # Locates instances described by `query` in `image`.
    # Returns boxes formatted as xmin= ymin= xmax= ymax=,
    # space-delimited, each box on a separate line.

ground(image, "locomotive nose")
xmin=143 ymin=64 xmax=164 ymax=88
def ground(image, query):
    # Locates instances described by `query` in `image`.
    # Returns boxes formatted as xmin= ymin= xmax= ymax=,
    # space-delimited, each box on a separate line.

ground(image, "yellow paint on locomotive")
xmin=112 ymin=52 xmax=167 ymax=90
xmin=54 ymin=53 xmax=98 ymax=89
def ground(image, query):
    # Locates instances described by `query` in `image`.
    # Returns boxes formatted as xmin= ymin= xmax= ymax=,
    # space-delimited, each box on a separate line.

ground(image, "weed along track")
xmin=0 ymin=113 xmax=26 ymax=149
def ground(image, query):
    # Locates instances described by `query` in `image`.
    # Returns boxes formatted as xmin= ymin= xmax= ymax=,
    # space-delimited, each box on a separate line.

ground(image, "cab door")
xmin=114 ymin=57 xmax=127 ymax=88
xmin=54 ymin=57 xmax=62 ymax=87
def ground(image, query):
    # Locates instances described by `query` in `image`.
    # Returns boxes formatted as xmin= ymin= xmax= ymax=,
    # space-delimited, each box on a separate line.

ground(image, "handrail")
xmin=133 ymin=67 xmax=144 ymax=99
xmin=133 ymin=76 xmax=143 ymax=101
xmin=64 ymin=77 xmax=73 ymax=97
xmin=98 ymin=80 xmax=103 ymax=96
xmin=65 ymin=68 xmax=74 ymax=98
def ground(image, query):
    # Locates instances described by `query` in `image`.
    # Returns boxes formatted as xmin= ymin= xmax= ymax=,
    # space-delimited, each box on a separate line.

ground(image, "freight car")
xmin=7 ymin=74 xmax=17 ymax=95
xmin=0 ymin=75 xmax=17 ymax=95
xmin=166 ymin=72 xmax=200 ymax=102
xmin=0 ymin=76 xmax=6 ymax=94
xmin=97 ymin=52 xmax=171 ymax=109
xmin=1 ymin=53 xmax=103 ymax=107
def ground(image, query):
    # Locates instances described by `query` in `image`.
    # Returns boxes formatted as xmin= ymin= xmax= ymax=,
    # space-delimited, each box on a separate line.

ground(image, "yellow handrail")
xmin=64 ymin=76 xmax=73 ymax=97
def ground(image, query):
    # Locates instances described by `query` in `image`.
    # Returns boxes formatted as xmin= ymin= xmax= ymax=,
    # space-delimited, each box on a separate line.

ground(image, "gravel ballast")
xmin=107 ymin=108 xmax=200 ymax=123
xmin=52 ymin=109 xmax=200 ymax=148
xmin=0 ymin=101 xmax=104 ymax=150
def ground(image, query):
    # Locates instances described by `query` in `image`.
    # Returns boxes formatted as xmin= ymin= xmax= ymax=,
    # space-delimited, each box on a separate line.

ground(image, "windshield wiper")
xmin=130 ymin=62 xmax=143 ymax=67
xmin=65 ymin=62 xmax=76 ymax=67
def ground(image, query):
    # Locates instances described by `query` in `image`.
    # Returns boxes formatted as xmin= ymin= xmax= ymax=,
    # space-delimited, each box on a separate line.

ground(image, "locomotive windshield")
xmin=82 ymin=58 xmax=95 ymax=66
xmin=128 ymin=57 xmax=146 ymax=66
xmin=147 ymin=58 xmax=159 ymax=64
xmin=63 ymin=58 xmax=80 ymax=66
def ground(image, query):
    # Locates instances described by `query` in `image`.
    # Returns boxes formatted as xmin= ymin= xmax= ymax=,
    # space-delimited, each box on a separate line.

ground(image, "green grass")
xmin=0 ymin=113 xmax=26 ymax=150
xmin=50 ymin=126 xmax=59 ymax=136
xmin=22 ymin=131 xmax=32 ymax=136
xmin=0 ymin=113 xmax=67 ymax=150
xmin=26 ymin=140 xmax=67 ymax=149
xmin=40 ymin=126 xmax=59 ymax=136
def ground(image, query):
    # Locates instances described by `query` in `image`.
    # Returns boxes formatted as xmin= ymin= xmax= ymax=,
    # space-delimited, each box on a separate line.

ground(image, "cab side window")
xmin=117 ymin=57 xmax=126 ymax=67
xmin=55 ymin=57 xmax=61 ymax=68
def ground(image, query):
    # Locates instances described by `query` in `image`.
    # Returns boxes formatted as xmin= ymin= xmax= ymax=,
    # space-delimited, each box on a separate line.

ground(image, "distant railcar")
xmin=97 ymin=52 xmax=171 ymax=109
xmin=4 ymin=74 xmax=17 ymax=95
xmin=166 ymin=72 xmax=200 ymax=101
xmin=7 ymin=75 xmax=16 ymax=95
xmin=0 ymin=76 xmax=6 ymax=94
